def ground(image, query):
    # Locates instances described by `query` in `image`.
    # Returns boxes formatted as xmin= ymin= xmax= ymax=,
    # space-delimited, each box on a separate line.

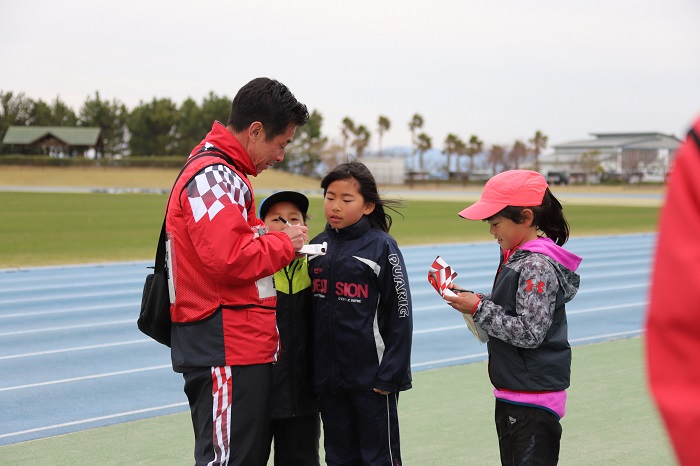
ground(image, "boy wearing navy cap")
xmin=259 ymin=191 xmax=320 ymax=466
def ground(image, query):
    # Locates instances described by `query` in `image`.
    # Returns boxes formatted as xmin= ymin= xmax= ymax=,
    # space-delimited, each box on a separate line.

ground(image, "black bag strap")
xmin=154 ymin=218 xmax=168 ymax=271
xmin=152 ymin=147 xmax=233 ymax=267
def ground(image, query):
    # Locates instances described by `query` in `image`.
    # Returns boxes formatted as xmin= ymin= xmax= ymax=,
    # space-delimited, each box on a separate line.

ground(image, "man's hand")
xmin=373 ymin=388 xmax=391 ymax=395
xmin=282 ymin=224 xmax=308 ymax=251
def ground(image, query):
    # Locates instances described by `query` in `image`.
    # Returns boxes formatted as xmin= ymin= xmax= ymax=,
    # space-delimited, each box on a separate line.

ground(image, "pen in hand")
xmin=278 ymin=215 xmax=308 ymax=254
xmin=451 ymin=287 xmax=474 ymax=294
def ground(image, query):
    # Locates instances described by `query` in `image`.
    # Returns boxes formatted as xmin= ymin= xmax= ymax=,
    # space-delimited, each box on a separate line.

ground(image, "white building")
xmin=361 ymin=157 xmax=406 ymax=185
xmin=540 ymin=132 xmax=681 ymax=183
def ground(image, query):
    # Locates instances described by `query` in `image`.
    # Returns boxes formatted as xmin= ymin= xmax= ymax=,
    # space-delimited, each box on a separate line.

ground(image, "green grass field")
xmin=0 ymin=167 xmax=673 ymax=464
xmin=0 ymin=192 xmax=659 ymax=268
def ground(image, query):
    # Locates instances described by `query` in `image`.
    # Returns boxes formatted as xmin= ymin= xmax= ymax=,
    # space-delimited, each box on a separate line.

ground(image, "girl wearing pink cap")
xmin=444 ymin=169 xmax=582 ymax=465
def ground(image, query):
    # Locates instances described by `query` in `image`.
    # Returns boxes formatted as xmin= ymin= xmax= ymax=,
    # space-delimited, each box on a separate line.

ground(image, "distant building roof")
xmin=2 ymin=126 xmax=101 ymax=146
xmin=541 ymin=131 xmax=680 ymax=176
xmin=552 ymin=132 xmax=681 ymax=151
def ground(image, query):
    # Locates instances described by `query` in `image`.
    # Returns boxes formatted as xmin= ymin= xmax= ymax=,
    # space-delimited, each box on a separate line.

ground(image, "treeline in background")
xmin=0 ymin=90 xmax=548 ymax=178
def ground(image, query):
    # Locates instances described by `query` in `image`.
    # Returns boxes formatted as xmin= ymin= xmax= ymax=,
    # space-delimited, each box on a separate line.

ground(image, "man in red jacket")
xmin=166 ymin=78 xmax=309 ymax=466
xmin=646 ymin=116 xmax=700 ymax=466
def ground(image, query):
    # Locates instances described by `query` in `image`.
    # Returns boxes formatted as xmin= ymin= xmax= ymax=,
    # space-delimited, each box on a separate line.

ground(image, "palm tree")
xmin=341 ymin=117 xmax=355 ymax=157
xmin=352 ymin=125 xmax=371 ymax=159
xmin=443 ymin=133 xmax=461 ymax=178
xmin=416 ymin=132 xmax=432 ymax=172
xmin=455 ymin=138 xmax=468 ymax=181
xmin=529 ymin=130 xmax=548 ymax=173
xmin=509 ymin=140 xmax=527 ymax=169
xmin=488 ymin=145 xmax=505 ymax=175
xmin=408 ymin=113 xmax=424 ymax=170
xmin=464 ymin=135 xmax=483 ymax=176
xmin=377 ymin=115 xmax=391 ymax=157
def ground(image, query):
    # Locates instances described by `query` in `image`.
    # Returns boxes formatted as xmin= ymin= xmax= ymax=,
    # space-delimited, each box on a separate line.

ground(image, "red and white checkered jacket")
xmin=166 ymin=122 xmax=296 ymax=371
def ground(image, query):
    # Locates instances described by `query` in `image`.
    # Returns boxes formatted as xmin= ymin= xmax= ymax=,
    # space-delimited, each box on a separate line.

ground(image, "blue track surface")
xmin=0 ymin=234 xmax=655 ymax=445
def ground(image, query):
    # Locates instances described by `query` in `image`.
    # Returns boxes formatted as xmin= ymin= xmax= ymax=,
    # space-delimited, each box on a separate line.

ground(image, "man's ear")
xmin=249 ymin=121 xmax=263 ymax=140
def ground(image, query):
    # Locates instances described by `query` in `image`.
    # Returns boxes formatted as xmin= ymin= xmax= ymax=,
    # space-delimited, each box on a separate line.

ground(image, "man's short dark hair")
xmin=227 ymin=77 xmax=309 ymax=141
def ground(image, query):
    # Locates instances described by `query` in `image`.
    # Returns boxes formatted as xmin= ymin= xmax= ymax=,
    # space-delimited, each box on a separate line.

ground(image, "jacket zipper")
xmin=328 ymin=230 xmax=341 ymax=390
xmin=284 ymin=261 xmax=299 ymax=414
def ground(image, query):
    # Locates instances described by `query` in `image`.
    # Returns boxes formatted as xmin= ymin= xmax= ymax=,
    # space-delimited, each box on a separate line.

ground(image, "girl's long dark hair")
xmin=494 ymin=188 xmax=570 ymax=246
xmin=320 ymin=161 xmax=402 ymax=233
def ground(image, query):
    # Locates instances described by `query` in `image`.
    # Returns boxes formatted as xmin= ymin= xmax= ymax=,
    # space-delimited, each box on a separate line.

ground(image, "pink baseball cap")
xmin=458 ymin=170 xmax=548 ymax=220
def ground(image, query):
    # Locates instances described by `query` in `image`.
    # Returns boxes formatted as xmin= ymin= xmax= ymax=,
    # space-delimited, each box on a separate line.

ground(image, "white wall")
xmin=361 ymin=157 xmax=406 ymax=185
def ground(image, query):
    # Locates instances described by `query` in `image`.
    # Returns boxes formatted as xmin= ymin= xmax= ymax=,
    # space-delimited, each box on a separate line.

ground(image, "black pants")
xmin=183 ymin=364 xmax=272 ymax=466
xmin=495 ymin=399 xmax=562 ymax=466
xmin=319 ymin=391 xmax=401 ymax=466
xmin=261 ymin=412 xmax=321 ymax=466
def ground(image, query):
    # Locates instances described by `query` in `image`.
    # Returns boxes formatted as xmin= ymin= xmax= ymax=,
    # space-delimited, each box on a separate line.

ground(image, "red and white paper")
xmin=428 ymin=256 xmax=488 ymax=343
xmin=428 ymin=256 xmax=459 ymax=297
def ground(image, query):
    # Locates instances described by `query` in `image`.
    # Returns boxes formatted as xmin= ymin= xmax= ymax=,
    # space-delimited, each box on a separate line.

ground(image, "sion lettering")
xmin=335 ymin=282 xmax=369 ymax=299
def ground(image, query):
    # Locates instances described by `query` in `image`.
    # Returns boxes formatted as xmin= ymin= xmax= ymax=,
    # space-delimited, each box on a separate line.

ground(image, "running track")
xmin=0 ymin=233 xmax=655 ymax=445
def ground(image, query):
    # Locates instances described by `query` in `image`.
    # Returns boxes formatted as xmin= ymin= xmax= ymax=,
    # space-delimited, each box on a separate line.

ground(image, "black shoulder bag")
xmin=137 ymin=148 xmax=231 ymax=347
xmin=137 ymin=220 xmax=172 ymax=346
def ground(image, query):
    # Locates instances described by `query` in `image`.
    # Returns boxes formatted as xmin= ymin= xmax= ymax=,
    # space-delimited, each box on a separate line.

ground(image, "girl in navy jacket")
xmin=309 ymin=161 xmax=412 ymax=466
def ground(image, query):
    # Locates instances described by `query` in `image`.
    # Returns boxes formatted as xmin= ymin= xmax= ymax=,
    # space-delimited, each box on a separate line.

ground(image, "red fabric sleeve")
xmin=180 ymin=171 xmax=295 ymax=286
xmin=646 ymin=116 xmax=700 ymax=466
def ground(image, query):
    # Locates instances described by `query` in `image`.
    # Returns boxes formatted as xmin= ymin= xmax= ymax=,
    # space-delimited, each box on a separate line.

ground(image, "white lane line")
xmin=576 ymin=259 xmax=650 ymax=270
xmin=0 ymin=270 xmax=650 ymax=308
xmin=0 ymin=290 xmax=136 ymax=305
xmin=0 ymin=319 xmax=133 ymax=336
xmin=568 ymin=302 xmax=646 ymax=315
xmin=0 ymin=365 xmax=172 ymax=392
xmin=414 ymin=299 xmax=646 ymax=316
xmin=413 ymin=325 xmax=465 ymax=334
xmin=0 ymin=301 xmax=138 ymax=319
xmin=413 ymin=302 xmax=646 ymax=335
xmin=0 ymin=303 xmax=642 ymax=342
xmin=0 ymin=278 xmax=141 ymax=293
xmin=409 ymin=281 xmax=648 ymax=301
xmin=577 ymin=283 xmax=647 ymax=293
xmin=412 ymin=352 xmax=488 ymax=368
xmin=570 ymin=329 xmax=643 ymax=343
xmin=0 ymin=402 xmax=188 ymax=440
xmin=0 ymin=339 xmax=153 ymax=360
xmin=410 ymin=330 xmax=644 ymax=369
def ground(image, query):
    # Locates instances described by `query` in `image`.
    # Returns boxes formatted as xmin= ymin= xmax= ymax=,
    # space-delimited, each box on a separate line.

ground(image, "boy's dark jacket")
xmin=308 ymin=216 xmax=413 ymax=394
xmin=270 ymin=257 xmax=318 ymax=418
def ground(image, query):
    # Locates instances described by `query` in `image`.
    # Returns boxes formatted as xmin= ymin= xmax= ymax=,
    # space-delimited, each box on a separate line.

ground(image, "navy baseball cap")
xmin=258 ymin=191 xmax=309 ymax=219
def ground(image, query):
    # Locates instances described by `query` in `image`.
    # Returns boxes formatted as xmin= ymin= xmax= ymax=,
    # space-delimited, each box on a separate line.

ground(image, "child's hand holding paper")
xmin=428 ymin=256 xmax=459 ymax=297
xmin=428 ymin=256 xmax=489 ymax=343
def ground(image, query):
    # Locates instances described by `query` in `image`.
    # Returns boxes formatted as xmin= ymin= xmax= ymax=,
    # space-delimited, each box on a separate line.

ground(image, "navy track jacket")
xmin=308 ymin=216 xmax=413 ymax=394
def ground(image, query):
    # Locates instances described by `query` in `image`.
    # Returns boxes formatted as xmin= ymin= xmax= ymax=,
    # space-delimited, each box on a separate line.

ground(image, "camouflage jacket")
xmin=474 ymin=238 xmax=581 ymax=391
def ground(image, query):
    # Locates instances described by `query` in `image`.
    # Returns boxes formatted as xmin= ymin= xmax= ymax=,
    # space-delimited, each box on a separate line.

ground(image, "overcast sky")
xmin=3 ymin=0 xmax=699 ymax=152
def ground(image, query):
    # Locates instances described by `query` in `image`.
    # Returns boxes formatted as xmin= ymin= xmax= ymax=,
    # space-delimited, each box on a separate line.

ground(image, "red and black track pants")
xmin=183 ymin=364 xmax=272 ymax=466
